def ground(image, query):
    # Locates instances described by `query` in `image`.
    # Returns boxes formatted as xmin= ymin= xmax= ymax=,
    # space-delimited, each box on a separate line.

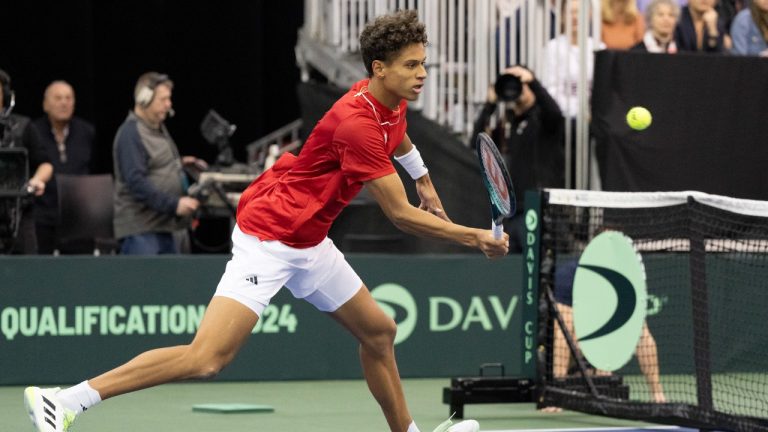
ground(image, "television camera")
xmin=0 ymin=147 xmax=35 ymax=254
xmin=189 ymin=110 xmax=259 ymax=218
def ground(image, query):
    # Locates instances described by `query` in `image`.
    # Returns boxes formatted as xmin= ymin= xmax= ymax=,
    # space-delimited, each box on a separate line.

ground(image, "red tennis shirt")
xmin=236 ymin=79 xmax=408 ymax=248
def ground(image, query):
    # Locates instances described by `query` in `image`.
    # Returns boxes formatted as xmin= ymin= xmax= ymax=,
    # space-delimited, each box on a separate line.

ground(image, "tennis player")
xmin=24 ymin=10 xmax=508 ymax=432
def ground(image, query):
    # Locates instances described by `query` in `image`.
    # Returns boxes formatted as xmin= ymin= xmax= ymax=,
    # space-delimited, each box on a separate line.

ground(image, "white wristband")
xmin=394 ymin=145 xmax=429 ymax=180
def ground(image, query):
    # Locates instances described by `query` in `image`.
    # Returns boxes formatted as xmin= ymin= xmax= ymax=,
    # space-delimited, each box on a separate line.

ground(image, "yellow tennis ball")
xmin=626 ymin=106 xmax=652 ymax=131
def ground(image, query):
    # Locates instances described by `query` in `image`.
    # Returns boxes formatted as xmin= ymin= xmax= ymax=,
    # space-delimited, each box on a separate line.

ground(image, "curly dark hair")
xmin=359 ymin=10 xmax=428 ymax=77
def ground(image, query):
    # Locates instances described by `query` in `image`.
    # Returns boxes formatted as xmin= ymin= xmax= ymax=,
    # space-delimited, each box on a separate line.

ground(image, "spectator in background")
xmin=113 ymin=72 xmax=206 ymax=255
xmin=541 ymin=0 xmax=604 ymax=188
xmin=471 ymin=66 xmax=564 ymax=253
xmin=716 ymin=0 xmax=745 ymax=36
xmin=675 ymin=0 xmax=731 ymax=52
xmin=541 ymin=0 xmax=604 ymax=119
xmin=633 ymin=0 xmax=681 ymax=52
xmin=0 ymin=68 xmax=52 ymax=254
xmin=602 ymin=0 xmax=647 ymax=49
xmin=637 ymin=0 xmax=688 ymax=14
xmin=31 ymin=81 xmax=96 ymax=254
xmin=730 ymin=0 xmax=768 ymax=55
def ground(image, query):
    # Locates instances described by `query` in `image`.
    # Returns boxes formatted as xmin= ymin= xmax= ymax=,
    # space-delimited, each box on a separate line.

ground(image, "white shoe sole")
xmin=448 ymin=419 xmax=480 ymax=432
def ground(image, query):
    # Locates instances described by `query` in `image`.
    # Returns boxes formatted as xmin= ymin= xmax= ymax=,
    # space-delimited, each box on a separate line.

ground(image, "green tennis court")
xmin=2 ymin=379 xmax=678 ymax=431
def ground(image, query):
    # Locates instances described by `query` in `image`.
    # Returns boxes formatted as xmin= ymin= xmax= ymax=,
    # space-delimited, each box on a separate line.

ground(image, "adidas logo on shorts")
xmin=245 ymin=276 xmax=258 ymax=285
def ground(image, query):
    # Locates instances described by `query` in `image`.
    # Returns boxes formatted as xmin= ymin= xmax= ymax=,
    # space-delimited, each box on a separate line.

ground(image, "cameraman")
xmin=470 ymin=65 xmax=564 ymax=252
xmin=0 ymin=68 xmax=53 ymax=254
xmin=113 ymin=72 xmax=207 ymax=254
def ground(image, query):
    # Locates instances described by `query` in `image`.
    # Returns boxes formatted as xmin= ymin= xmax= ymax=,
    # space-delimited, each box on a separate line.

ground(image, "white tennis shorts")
xmin=213 ymin=225 xmax=363 ymax=317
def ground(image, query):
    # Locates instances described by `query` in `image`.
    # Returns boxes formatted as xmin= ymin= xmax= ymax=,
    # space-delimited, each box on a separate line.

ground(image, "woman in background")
xmin=633 ymin=0 xmax=681 ymax=52
xmin=730 ymin=0 xmax=768 ymax=55
xmin=602 ymin=0 xmax=646 ymax=49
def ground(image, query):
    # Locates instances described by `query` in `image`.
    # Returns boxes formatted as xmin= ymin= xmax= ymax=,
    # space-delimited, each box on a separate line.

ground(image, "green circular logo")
xmin=371 ymin=283 xmax=417 ymax=345
xmin=573 ymin=231 xmax=646 ymax=371
xmin=525 ymin=209 xmax=538 ymax=231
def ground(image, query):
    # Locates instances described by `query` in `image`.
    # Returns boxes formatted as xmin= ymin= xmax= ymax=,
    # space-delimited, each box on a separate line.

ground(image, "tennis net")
xmin=526 ymin=189 xmax=768 ymax=432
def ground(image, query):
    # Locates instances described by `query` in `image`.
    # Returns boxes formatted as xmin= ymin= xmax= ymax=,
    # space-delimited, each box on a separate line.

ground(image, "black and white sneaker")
xmin=24 ymin=387 xmax=77 ymax=431
xmin=433 ymin=416 xmax=480 ymax=432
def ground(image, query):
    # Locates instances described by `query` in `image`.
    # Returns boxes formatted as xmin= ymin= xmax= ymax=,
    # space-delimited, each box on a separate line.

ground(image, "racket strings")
xmin=478 ymin=136 xmax=514 ymax=216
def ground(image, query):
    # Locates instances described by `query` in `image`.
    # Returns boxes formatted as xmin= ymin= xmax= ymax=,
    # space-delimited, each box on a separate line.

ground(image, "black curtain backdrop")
xmin=592 ymin=50 xmax=768 ymax=200
xmin=3 ymin=1 xmax=303 ymax=174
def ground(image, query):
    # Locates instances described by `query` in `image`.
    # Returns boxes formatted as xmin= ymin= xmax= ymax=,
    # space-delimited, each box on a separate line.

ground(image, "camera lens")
xmin=494 ymin=74 xmax=522 ymax=102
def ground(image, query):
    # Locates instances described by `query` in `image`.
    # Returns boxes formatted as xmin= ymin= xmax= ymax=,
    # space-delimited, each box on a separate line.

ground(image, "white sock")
xmin=56 ymin=381 xmax=102 ymax=414
xmin=407 ymin=420 xmax=421 ymax=432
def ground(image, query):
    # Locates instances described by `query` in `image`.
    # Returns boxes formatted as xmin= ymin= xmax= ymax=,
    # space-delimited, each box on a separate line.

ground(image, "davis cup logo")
xmin=371 ymin=284 xmax=417 ymax=345
xmin=480 ymin=146 xmax=510 ymax=203
xmin=525 ymin=209 xmax=538 ymax=232
xmin=573 ymin=231 xmax=647 ymax=371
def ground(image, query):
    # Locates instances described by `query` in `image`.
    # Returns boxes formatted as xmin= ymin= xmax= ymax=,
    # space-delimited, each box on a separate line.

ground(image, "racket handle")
xmin=492 ymin=221 xmax=503 ymax=240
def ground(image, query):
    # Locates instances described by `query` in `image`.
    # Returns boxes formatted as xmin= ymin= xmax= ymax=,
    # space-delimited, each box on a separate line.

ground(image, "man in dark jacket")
xmin=31 ymin=80 xmax=96 ymax=253
xmin=674 ymin=0 xmax=729 ymax=52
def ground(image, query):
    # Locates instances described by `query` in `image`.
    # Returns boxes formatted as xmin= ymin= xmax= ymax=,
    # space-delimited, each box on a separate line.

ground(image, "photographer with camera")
xmin=0 ymin=68 xmax=53 ymax=254
xmin=113 ymin=71 xmax=207 ymax=255
xmin=470 ymin=65 xmax=565 ymax=252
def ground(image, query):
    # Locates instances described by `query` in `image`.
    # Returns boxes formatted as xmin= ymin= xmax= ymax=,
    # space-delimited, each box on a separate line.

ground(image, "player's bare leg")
xmin=90 ymin=296 xmax=258 ymax=399
xmin=330 ymin=285 xmax=412 ymax=432
xmin=636 ymin=323 xmax=666 ymax=403
xmin=552 ymin=303 xmax=574 ymax=379
xmin=541 ymin=303 xmax=574 ymax=413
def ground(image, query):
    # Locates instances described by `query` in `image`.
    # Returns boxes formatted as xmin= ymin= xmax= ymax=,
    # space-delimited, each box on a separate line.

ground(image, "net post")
xmin=522 ymin=190 xmax=542 ymax=381
xmin=687 ymin=196 xmax=713 ymax=413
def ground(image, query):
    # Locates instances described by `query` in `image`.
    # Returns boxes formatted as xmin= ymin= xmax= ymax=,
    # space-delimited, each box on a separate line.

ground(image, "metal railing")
xmin=245 ymin=119 xmax=303 ymax=170
xmin=298 ymin=0 xmax=601 ymax=189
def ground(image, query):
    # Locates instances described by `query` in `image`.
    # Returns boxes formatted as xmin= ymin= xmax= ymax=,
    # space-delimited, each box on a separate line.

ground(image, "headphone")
xmin=0 ymin=69 xmax=13 ymax=110
xmin=134 ymin=72 xmax=171 ymax=108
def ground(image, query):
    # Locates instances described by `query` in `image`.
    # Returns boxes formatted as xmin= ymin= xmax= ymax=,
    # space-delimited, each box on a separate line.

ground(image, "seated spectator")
xmin=470 ymin=66 xmax=564 ymax=253
xmin=637 ymin=0 xmax=688 ymax=14
xmin=716 ymin=0 xmax=745 ymax=37
xmin=603 ymin=0 xmax=647 ymax=49
xmin=31 ymin=81 xmax=96 ymax=254
xmin=730 ymin=0 xmax=768 ymax=55
xmin=633 ymin=0 xmax=682 ymax=52
xmin=674 ymin=0 xmax=731 ymax=52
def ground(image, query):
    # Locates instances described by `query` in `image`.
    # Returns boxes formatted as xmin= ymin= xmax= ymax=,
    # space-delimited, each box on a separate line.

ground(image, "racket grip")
xmin=492 ymin=222 xmax=503 ymax=240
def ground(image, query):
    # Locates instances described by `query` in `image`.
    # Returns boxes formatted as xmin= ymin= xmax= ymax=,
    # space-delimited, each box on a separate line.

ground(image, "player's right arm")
xmin=365 ymin=172 xmax=508 ymax=258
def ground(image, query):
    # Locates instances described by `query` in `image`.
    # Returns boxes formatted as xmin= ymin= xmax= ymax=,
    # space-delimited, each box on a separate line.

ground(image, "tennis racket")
xmin=476 ymin=132 xmax=516 ymax=239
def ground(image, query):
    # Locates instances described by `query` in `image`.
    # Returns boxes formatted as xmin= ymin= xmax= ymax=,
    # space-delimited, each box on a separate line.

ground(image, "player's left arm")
xmin=394 ymin=134 xmax=451 ymax=222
